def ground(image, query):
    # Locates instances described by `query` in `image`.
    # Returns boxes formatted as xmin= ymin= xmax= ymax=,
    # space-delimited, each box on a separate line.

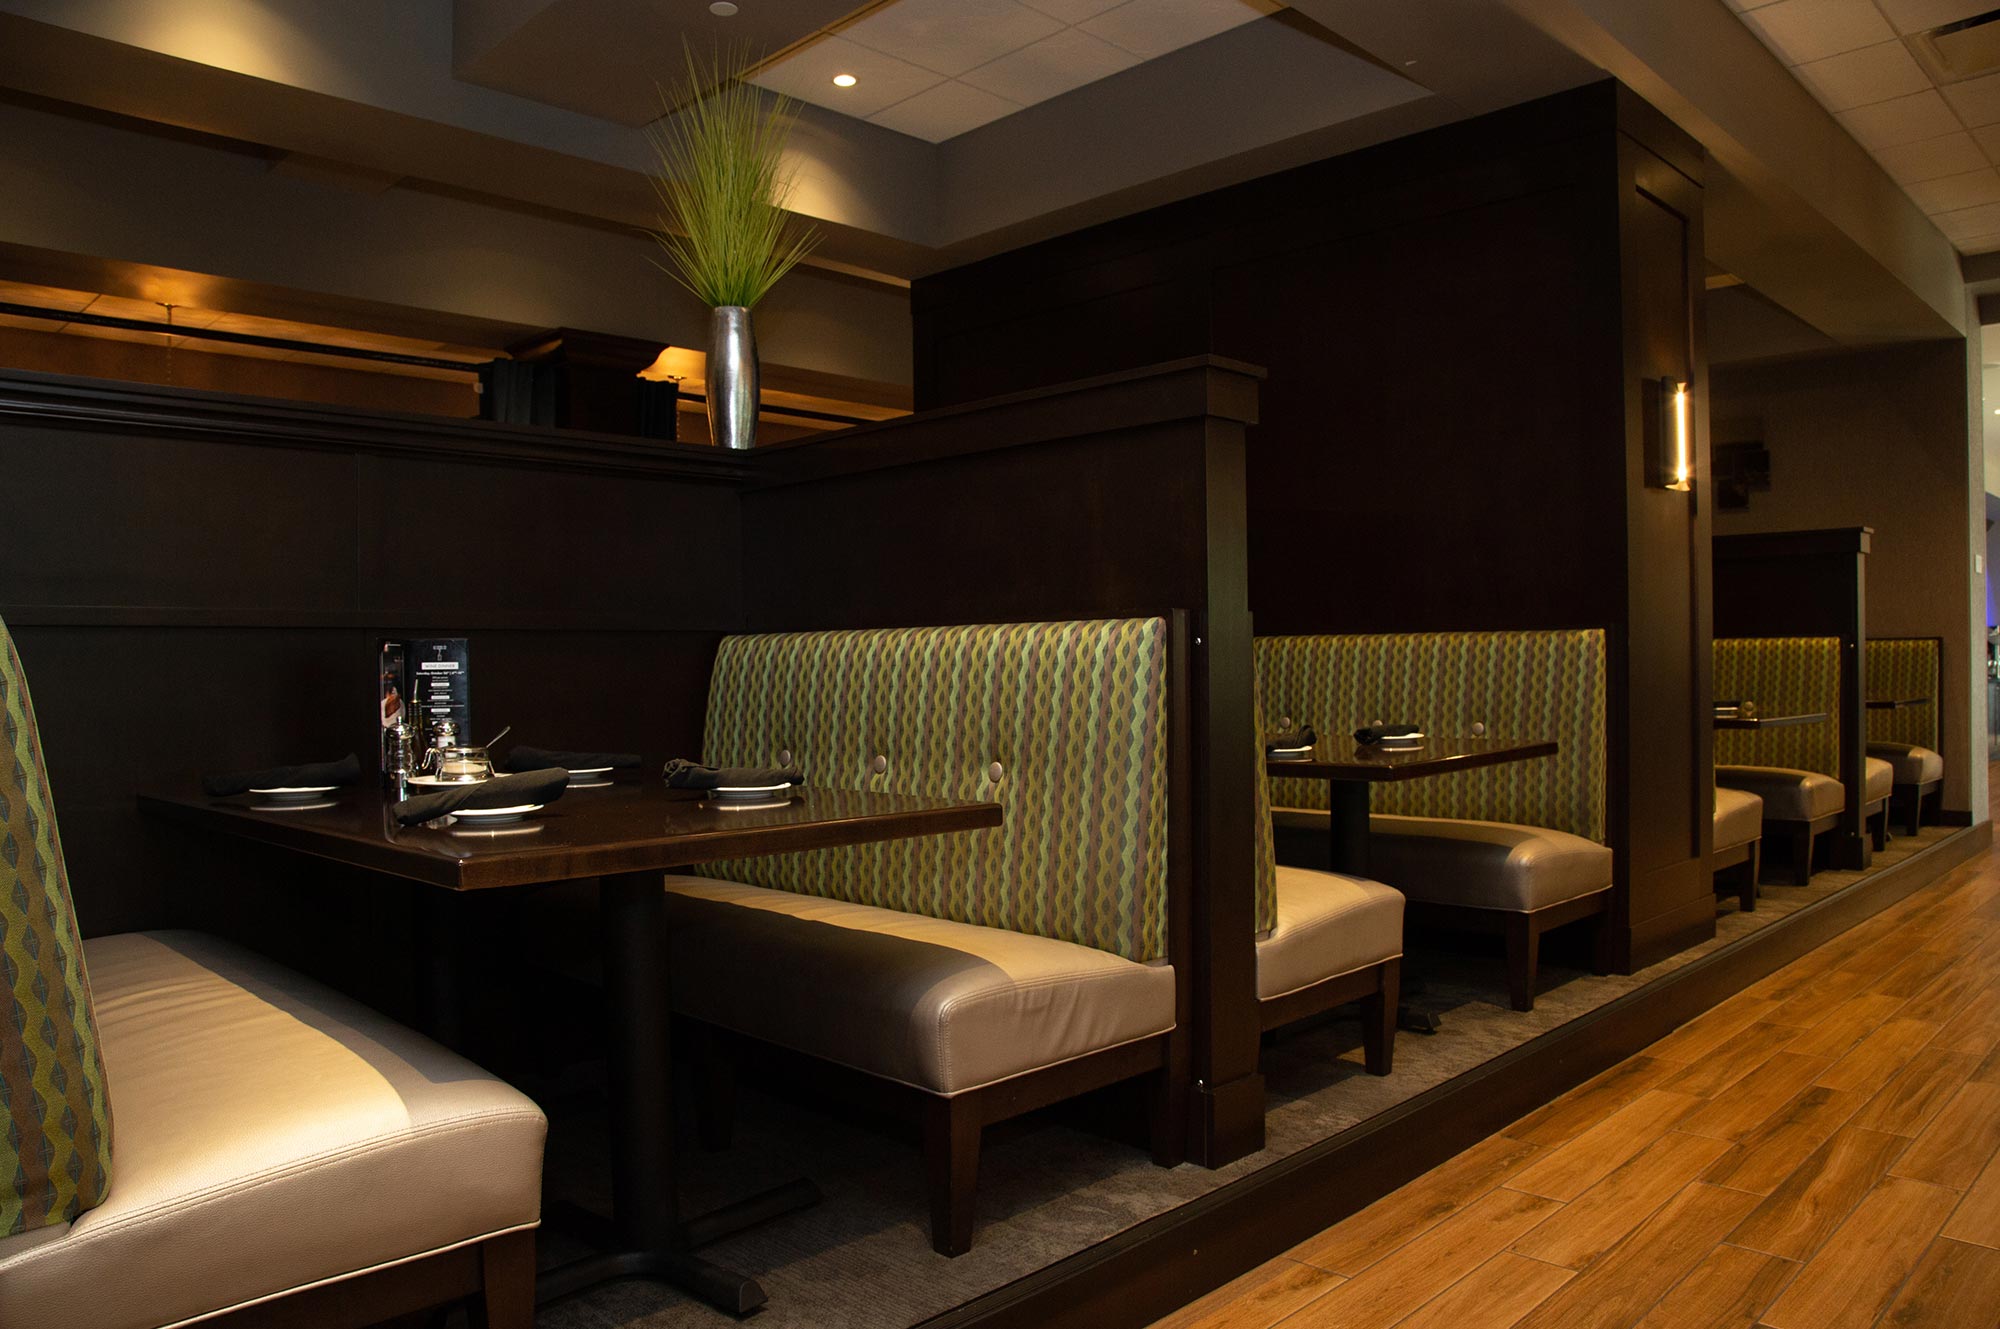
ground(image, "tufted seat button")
xmin=778 ymin=748 xmax=793 ymax=766
xmin=871 ymin=754 xmax=888 ymax=775
xmin=987 ymin=761 xmax=1004 ymax=782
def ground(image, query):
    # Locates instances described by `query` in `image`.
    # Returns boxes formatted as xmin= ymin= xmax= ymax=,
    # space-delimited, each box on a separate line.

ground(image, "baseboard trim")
xmin=919 ymin=822 xmax=1989 ymax=1329
xmin=1937 ymin=809 xmax=1975 ymax=827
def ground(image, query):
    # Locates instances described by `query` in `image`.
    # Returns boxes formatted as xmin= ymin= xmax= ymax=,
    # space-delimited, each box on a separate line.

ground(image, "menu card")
xmin=379 ymin=638 xmax=472 ymax=770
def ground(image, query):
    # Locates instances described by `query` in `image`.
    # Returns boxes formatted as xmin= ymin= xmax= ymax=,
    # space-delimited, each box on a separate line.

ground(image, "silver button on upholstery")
xmin=871 ymin=754 xmax=888 ymax=775
xmin=777 ymin=748 xmax=793 ymax=766
xmin=987 ymin=761 xmax=1004 ymax=782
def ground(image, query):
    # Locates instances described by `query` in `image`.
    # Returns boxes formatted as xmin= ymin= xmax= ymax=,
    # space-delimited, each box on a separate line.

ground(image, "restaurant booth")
xmin=1 ymin=81 xmax=1989 ymax=1329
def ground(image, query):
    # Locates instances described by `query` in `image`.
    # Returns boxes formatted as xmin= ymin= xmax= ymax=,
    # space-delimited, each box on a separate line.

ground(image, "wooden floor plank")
xmin=1511 ymin=1184 xmax=1759 ymax=1329
xmin=1283 ymin=1190 xmax=1559 ymax=1328
xmin=1646 ymin=998 xmax=1789 ymax=1066
xmin=1783 ymin=993 xmax=1911 ymax=1061
xmin=1659 ymin=1023 xmax=1800 ymax=1099
xmin=1875 ymin=1238 xmax=2000 ymax=1328
xmin=1629 ymin=1243 xmax=1796 ymax=1329
xmin=1509 ymin=1132 xmax=1733 ymax=1270
xmin=1940 ymin=1153 xmax=2000 ymax=1250
xmin=1283 ymin=1133 xmax=1543 ymax=1275
xmin=1507 ymin=1092 xmax=1703 ymax=1202
xmin=1507 ymin=1057 xmax=1681 ymax=1145
xmin=1764 ymin=969 xmax=1879 ymax=1029
xmin=1852 ymin=1046 xmax=1983 ymax=1137
xmin=1896 ymin=958 xmax=1994 ymax=1027
xmin=1726 ymin=1125 xmax=1910 ymax=1261
xmin=1814 ymin=1017 xmax=1940 ymax=1094
xmin=1144 ymin=1258 xmax=1342 ymax=1329
xmin=1756 ymin=1176 xmax=1962 ymax=1329
xmin=1676 ymin=1055 xmax=1835 ymax=1144
xmin=1931 ymin=980 xmax=2000 ymax=1056
xmin=1890 ymin=1079 xmax=2000 ymax=1188
xmin=1387 ymin=1252 xmax=1572 ymax=1329
xmin=1699 ymin=1085 xmax=1866 ymax=1196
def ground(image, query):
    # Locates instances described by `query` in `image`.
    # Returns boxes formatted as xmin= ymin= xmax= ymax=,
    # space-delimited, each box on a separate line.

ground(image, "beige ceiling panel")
xmin=1793 ymin=40 xmax=1931 ymax=112
xmin=843 ymin=0 xmax=1064 ymax=77
xmin=1905 ymin=166 xmax=2000 ymax=211
xmin=1942 ymin=69 xmax=2000 ymax=127
xmin=82 ymin=294 xmax=223 ymax=328
xmin=0 ymin=281 xmax=96 ymax=313
xmin=1876 ymin=129 xmax=1990 ymax=181
xmin=1019 ymin=0 xmax=1127 ymax=20
xmin=1934 ymin=199 xmax=2000 ymax=234
xmin=1839 ymin=88 xmax=1963 ymax=149
xmin=1080 ymin=0 xmax=1279 ymax=60
xmin=959 ymin=27 xmax=1139 ymax=104
xmin=1975 ymin=121 xmax=2000 ymax=160
xmin=869 ymin=80 xmax=1020 ymax=142
xmin=1740 ymin=0 xmax=1898 ymax=66
xmin=1874 ymin=0 xmax=2000 ymax=36
xmin=751 ymin=34 xmax=946 ymax=118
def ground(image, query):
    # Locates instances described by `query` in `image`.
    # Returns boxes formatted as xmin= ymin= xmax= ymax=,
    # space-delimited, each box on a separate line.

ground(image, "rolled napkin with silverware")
xmin=662 ymin=758 xmax=804 ymax=790
xmin=502 ymin=746 xmax=642 ymax=774
xmin=204 ymin=753 xmax=361 ymax=798
xmin=393 ymin=768 xmax=569 ymax=826
xmin=1265 ymin=724 xmax=1316 ymax=753
xmin=1353 ymin=724 xmax=1425 ymax=746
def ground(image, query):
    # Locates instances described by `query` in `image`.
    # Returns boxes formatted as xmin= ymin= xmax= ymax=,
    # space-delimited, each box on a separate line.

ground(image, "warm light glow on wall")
xmin=1643 ymin=375 xmax=1694 ymax=493
xmin=1669 ymin=378 xmax=1691 ymax=492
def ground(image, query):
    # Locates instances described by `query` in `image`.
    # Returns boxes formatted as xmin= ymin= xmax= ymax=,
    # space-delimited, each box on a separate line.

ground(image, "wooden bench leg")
xmin=1869 ymin=808 xmax=1888 ymax=853
xmin=470 ymin=1229 xmax=536 ymax=1329
xmin=923 ymin=1096 xmax=981 ymax=1256
xmin=1146 ymin=1056 xmax=1188 ymax=1167
xmin=1737 ymin=847 xmax=1759 ymax=912
xmin=1784 ymin=823 xmax=1813 ymax=886
xmin=1361 ymin=957 xmax=1399 ymax=1075
xmin=1505 ymin=914 xmax=1538 ymax=1012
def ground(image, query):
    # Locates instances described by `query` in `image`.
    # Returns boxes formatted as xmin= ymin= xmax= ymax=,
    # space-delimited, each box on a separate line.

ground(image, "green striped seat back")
xmin=1865 ymin=638 xmax=1940 ymax=750
xmin=697 ymin=619 xmax=1172 ymax=963
xmin=1713 ymin=637 xmax=1842 ymax=778
xmin=1250 ymin=671 xmax=1279 ymax=936
xmin=1254 ymin=631 xmax=1609 ymax=843
xmin=1 ymin=615 xmax=113 ymax=1236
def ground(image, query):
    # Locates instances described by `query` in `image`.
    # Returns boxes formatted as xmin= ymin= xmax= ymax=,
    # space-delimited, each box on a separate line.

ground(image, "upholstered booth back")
xmin=1 ymin=615 xmax=113 ymax=1236
xmin=1253 ymin=631 xmax=1609 ymax=844
xmin=1250 ymin=672 xmax=1280 ymax=938
xmin=1865 ymin=637 xmax=1941 ymax=750
xmin=699 ymin=619 xmax=1173 ymax=964
xmin=1713 ymin=637 xmax=1842 ymax=778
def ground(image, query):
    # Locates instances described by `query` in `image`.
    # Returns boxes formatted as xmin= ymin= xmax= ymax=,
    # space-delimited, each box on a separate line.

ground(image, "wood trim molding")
xmin=1714 ymin=526 xmax=1874 ymax=561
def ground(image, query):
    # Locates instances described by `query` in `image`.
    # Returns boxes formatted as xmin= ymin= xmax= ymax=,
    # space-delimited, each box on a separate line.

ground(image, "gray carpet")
xmin=536 ymin=825 xmax=1957 ymax=1329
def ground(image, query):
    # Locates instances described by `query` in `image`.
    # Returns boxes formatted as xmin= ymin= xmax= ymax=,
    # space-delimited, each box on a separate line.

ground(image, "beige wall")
xmin=1712 ymin=342 xmax=1981 ymax=813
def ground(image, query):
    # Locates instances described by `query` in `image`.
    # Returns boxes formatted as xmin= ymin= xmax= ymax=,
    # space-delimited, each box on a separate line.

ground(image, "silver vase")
xmin=706 ymin=305 xmax=759 ymax=450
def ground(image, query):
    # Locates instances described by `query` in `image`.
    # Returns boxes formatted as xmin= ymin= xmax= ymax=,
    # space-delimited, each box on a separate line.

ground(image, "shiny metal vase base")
xmin=706 ymin=305 xmax=759 ymax=450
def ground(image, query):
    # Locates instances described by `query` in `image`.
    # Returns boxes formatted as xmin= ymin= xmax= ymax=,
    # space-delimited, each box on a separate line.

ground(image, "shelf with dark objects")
xmin=1714 ymin=712 xmax=1829 ymax=729
xmin=1866 ymin=697 xmax=1930 ymax=710
xmin=139 ymin=782 xmax=1000 ymax=1314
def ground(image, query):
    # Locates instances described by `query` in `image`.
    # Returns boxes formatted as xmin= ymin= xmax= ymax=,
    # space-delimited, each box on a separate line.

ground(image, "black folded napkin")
xmin=204 ymin=753 xmax=361 ymax=798
xmin=393 ymin=768 xmax=569 ymax=826
xmin=662 ymin=758 xmax=804 ymax=790
xmin=503 ymin=746 xmax=642 ymax=774
xmin=1265 ymin=724 xmax=1316 ymax=753
xmin=1353 ymin=725 xmax=1424 ymax=746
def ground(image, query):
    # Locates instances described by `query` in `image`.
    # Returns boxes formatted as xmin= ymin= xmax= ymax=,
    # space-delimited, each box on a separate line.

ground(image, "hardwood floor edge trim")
xmin=913 ymin=823 xmax=1990 ymax=1329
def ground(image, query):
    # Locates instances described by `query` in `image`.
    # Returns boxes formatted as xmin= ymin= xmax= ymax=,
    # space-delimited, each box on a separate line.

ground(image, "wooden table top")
xmin=139 ymin=780 xmax=1002 ymax=891
xmin=1865 ymin=697 xmax=1931 ymax=710
xmin=1264 ymin=736 xmax=1557 ymax=782
xmin=1714 ymin=712 xmax=1828 ymax=729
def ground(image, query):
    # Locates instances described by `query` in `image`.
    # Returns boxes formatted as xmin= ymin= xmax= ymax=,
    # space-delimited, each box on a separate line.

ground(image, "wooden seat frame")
xmin=1257 ymin=956 xmax=1401 ymax=1074
xmin=1405 ymin=890 xmax=1614 ymax=1013
xmin=1712 ymin=834 xmax=1761 ymax=911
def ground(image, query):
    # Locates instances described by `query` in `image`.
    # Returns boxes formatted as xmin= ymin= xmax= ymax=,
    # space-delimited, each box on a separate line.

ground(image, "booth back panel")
xmin=1713 ymin=637 xmax=1842 ymax=777
xmin=1866 ymin=638 xmax=1941 ymax=750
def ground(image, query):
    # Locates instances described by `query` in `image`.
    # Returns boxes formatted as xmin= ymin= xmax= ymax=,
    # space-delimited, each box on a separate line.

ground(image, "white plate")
xmin=1373 ymin=732 xmax=1426 ymax=745
xmin=408 ymin=774 xmax=488 ymax=788
xmin=450 ymin=803 xmax=544 ymax=825
xmin=704 ymin=795 xmax=793 ymax=812
xmin=567 ymin=766 xmax=613 ymax=780
xmin=249 ymin=785 xmax=337 ymax=802
xmin=1268 ymin=745 xmax=1312 ymax=757
xmin=251 ymin=799 xmax=337 ymax=812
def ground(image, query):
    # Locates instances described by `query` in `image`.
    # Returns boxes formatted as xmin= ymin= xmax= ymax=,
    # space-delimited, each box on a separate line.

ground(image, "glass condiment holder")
xmin=421 ymin=744 xmax=494 ymax=784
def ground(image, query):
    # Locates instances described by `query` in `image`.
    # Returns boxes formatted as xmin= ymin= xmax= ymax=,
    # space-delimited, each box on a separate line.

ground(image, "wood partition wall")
xmin=909 ymin=80 xmax=1716 ymax=968
xmin=0 ymin=354 xmax=1271 ymax=1168
xmin=1714 ymin=526 xmax=1873 ymax=869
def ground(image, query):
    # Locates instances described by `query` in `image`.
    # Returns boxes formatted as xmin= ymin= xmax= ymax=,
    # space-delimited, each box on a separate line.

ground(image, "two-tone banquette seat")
xmin=1866 ymin=637 xmax=1945 ymax=835
xmin=0 ymin=616 xmax=545 ymax=1329
xmin=1256 ymin=631 xmax=1612 ymax=1013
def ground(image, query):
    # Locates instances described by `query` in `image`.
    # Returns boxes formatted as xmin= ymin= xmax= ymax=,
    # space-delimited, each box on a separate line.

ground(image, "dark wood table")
xmin=140 ymin=780 xmax=1001 ymax=1315
xmin=1264 ymin=736 xmax=1557 ymax=879
xmin=1865 ymin=697 xmax=1931 ymax=710
xmin=1714 ymin=712 xmax=1828 ymax=729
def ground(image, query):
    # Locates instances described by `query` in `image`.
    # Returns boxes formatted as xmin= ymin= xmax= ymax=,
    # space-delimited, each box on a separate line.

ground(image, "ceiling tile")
xmin=1877 ymin=130 xmax=1990 ymax=182
xmin=1018 ymin=0 xmax=1129 ymax=23
xmin=1740 ymin=0 xmax=1898 ymax=65
xmin=1874 ymin=0 xmax=1999 ymax=35
xmin=1726 ymin=0 xmax=1787 ymax=8
xmin=1952 ymin=232 xmax=2000 ymax=254
xmin=749 ymin=34 xmax=946 ymax=118
xmin=0 ymin=281 xmax=96 ymax=313
xmin=868 ymin=81 xmax=1020 ymax=142
xmin=960 ymin=27 xmax=1140 ymax=104
xmin=1793 ymin=40 xmax=1931 ymax=111
xmin=842 ymin=0 xmax=1064 ymax=78
xmin=1905 ymin=166 xmax=2000 ymax=211
xmin=1974 ymin=122 xmax=2000 ymax=160
xmin=1081 ymin=0 xmax=1279 ymax=60
xmin=1933 ymin=199 xmax=2000 ymax=233
xmin=1943 ymin=69 xmax=2000 ymax=126
xmin=1839 ymin=89 xmax=1963 ymax=150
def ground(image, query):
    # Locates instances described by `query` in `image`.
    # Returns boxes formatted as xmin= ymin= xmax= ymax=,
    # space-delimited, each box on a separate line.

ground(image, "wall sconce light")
xmin=1644 ymin=375 xmax=1693 ymax=492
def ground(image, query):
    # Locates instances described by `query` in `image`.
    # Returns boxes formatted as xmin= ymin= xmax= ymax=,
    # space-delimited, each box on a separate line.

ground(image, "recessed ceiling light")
xmin=709 ymin=1 xmax=738 ymax=15
xmin=832 ymin=73 xmax=858 ymax=87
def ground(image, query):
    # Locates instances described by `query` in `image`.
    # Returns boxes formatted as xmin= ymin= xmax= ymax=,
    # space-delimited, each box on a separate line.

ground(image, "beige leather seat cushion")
xmin=1717 ymin=765 xmax=1843 ymax=822
xmin=1257 ymin=868 xmax=1403 ymax=1001
xmin=1865 ymin=755 xmax=1893 ymax=803
xmin=1868 ymin=742 xmax=1944 ymax=786
xmin=1714 ymin=786 xmax=1764 ymax=853
xmin=0 ymin=931 xmax=545 ymax=1329
xmin=664 ymin=878 xmax=1175 ymax=1096
xmin=1272 ymin=810 xmax=1611 ymax=912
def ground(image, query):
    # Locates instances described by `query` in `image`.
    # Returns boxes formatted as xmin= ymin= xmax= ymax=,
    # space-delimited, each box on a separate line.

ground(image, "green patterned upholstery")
xmin=1254 ymin=632 xmax=1608 ymax=843
xmin=697 ymin=619 xmax=1172 ymax=963
xmin=1250 ymin=671 xmax=1279 ymax=938
xmin=1 ymin=615 xmax=112 ymax=1237
xmin=1866 ymin=638 xmax=1940 ymax=750
xmin=1714 ymin=638 xmax=1841 ymax=778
